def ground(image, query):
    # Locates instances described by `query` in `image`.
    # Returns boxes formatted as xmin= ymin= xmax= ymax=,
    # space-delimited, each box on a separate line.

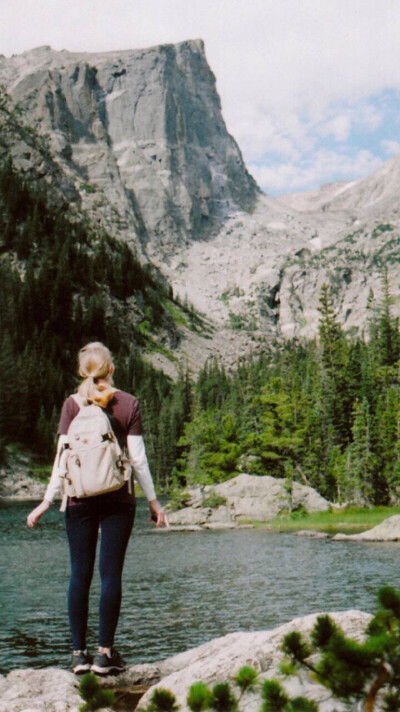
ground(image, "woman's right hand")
xmin=27 ymin=499 xmax=51 ymax=528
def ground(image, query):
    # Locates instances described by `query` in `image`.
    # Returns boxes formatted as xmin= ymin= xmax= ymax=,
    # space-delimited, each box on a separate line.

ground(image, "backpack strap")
xmin=71 ymin=393 xmax=87 ymax=407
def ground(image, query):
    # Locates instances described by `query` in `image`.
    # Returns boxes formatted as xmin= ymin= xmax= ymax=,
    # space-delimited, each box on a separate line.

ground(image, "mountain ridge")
xmin=1 ymin=40 xmax=400 ymax=363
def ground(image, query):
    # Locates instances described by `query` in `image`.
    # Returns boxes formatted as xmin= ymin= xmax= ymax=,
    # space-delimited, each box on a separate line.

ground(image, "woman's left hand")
xmin=27 ymin=499 xmax=51 ymax=528
xmin=149 ymin=499 xmax=169 ymax=529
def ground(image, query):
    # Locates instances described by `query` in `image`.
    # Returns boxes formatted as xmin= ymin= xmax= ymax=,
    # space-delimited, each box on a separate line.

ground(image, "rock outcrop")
xmin=167 ymin=473 xmax=330 ymax=528
xmin=333 ymin=514 xmax=400 ymax=541
xmin=0 ymin=611 xmax=371 ymax=712
xmin=0 ymin=42 xmax=258 ymax=261
xmin=0 ymin=450 xmax=46 ymax=499
xmin=140 ymin=610 xmax=371 ymax=712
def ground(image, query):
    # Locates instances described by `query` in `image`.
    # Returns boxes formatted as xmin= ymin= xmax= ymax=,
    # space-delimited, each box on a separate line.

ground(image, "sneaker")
xmin=71 ymin=649 xmax=92 ymax=674
xmin=91 ymin=648 xmax=126 ymax=675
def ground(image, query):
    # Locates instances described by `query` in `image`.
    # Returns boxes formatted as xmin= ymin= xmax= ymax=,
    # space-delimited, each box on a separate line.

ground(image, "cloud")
xmin=1 ymin=0 xmax=400 ymax=193
xmin=250 ymin=148 xmax=382 ymax=193
xmin=381 ymin=139 xmax=400 ymax=156
xmin=321 ymin=115 xmax=352 ymax=143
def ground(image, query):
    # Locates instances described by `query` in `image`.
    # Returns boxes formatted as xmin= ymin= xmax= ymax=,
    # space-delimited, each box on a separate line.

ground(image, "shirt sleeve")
xmin=44 ymin=434 xmax=69 ymax=502
xmin=127 ymin=435 xmax=156 ymax=501
xmin=58 ymin=397 xmax=79 ymax=435
xmin=127 ymin=399 xmax=144 ymax=436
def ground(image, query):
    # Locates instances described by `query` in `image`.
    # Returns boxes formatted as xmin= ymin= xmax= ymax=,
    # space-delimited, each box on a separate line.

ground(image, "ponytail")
xmin=77 ymin=342 xmax=115 ymax=408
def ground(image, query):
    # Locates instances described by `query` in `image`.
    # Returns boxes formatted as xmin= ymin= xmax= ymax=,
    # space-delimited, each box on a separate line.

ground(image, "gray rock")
xmin=0 ymin=612 xmax=371 ymax=712
xmin=167 ymin=473 xmax=330 ymax=527
xmin=295 ymin=530 xmax=330 ymax=538
xmin=0 ymin=41 xmax=258 ymax=262
xmin=168 ymin=525 xmax=204 ymax=532
xmin=0 ymin=668 xmax=81 ymax=712
xmin=333 ymin=515 xmax=400 ymax=541
xmin=0 ymin=450 xmax=48 ymax=500
xmin=140 ymin=610 xmax=372 ymax=712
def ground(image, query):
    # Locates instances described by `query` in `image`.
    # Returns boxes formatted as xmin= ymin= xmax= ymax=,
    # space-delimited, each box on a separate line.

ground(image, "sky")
xmin=2 ymin=0 xmax=400 ymax=196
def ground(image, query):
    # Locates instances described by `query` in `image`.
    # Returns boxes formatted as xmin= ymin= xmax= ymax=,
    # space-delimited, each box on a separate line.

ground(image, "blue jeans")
xmin=65 ymin=495 xmax=135 ymax=650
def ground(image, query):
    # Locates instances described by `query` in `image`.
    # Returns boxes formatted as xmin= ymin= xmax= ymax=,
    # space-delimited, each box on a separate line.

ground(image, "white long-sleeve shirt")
xmin=44 ymin=434 xmax=156 ymax=503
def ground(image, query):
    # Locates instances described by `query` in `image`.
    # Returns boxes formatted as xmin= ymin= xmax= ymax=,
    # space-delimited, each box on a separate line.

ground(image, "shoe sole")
xmin=91 ymin=663 xmax=126 ymax=675
xmin=73 ymin=664 xmax=92 ymax=675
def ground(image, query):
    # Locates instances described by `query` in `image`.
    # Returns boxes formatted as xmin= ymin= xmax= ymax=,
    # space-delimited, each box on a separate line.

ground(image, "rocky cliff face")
xmin=2 ymin=41 xmax=400 ymax=360
xmin=0 ymin=41 xmax=258 ymax=262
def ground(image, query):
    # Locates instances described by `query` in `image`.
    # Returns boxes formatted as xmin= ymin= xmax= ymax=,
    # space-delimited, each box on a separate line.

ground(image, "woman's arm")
xmin=27 ymin=499 xmax=51 ymax=528
xmin=127 ymin=435 xmax=169 ymax=528
xmin=26 ymin=434 xmax=68 ymax=528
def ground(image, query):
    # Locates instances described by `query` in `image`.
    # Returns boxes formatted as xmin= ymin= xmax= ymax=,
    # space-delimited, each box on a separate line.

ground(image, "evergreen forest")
xmin=175 ymin=277 xmax=400 ymax=505
xmin=0 ymin=157 xmax=192 ymax=486
xmin=2 ymin=157 xmax=400 ymax=505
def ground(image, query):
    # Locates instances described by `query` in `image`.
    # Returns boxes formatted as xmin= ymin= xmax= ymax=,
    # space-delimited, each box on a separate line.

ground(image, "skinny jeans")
xmin=65 ymin=494 xmax=135 ymax=650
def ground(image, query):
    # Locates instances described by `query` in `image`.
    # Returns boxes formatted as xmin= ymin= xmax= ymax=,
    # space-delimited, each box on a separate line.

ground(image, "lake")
xmin=1 ymin=498 xmax=399 ymax=674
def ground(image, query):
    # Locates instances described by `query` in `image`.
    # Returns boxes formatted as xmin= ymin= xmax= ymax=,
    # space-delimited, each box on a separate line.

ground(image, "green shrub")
xmin=168 ymin=490 xmax=192 ymax=511
xmin=202 ymin=494 xmax=227 ymax=509
xmin=140 ymin=688 xmax=179 ymax=711
xmin=187 ymin=682 xmax=212 ymax=711
xmin=78 ymin=673 xmax=115 ymax=711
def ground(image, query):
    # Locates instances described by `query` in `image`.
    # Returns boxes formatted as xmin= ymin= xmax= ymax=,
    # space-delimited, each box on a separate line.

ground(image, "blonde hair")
xmin=77 ymin=342 xmax=115 ymax=408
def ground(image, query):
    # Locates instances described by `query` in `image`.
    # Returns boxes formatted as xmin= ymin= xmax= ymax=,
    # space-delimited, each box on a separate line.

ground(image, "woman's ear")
xmin=109 ymin=364 xmax=115 ymax=377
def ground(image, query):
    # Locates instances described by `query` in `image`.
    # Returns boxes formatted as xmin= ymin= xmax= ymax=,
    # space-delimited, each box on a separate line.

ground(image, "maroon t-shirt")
xmin=59 ymin=390 xmax=143 ymax=504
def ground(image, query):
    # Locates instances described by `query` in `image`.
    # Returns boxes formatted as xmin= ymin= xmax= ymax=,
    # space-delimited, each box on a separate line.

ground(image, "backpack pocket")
xmin=65 ymin=440 xmax=125 ymax=497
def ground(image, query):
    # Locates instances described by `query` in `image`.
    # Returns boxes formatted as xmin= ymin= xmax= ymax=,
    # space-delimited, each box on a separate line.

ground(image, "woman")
xmin=27 ymin=342 xmax=169 ymax=675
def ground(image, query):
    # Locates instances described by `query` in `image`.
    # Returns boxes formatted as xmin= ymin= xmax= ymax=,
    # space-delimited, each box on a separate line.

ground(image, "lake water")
xmin=1 ymin=499 xmax=400 ymax=674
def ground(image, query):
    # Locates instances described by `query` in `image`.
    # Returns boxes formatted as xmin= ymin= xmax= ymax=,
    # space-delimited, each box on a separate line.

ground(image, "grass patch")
xmin=163 ymin=299 xmax=190 ymax=328
xmin=243 ymin=506 xmax=400 ymax=535
xmin=202 ymin=494 xmax=227 ymax=509
xmin=162 ymin=298 xmax=213 ymax=336
xmin=28 ymin=466 xmax=52 ymax=483
xmin=145 ymin=336 xmax=177 ymax=362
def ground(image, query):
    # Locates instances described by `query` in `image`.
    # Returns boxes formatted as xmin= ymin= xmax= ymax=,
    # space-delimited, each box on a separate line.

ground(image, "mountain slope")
xmin=0 ymin=41 xmax=258 ymax=261
xmin=2 ymin=40 xmax=400 ymax=351
xmin=279 ymin=155 xmax=400 ymax=220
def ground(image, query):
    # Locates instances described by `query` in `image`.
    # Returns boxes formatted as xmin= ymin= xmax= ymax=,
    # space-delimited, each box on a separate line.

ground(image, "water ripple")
xmin=1 ymin=500 xmax=399 ymax=673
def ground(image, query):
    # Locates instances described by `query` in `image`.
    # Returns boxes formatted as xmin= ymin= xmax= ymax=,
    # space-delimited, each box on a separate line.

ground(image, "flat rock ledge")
xmin=0 ymin=611 xmax=371 ymax=712
xmin=0 ymin=450 xmax=45 ymax=500
xmin=333 ymin=514 xmax=400 ymax=541
xmin=167 ymin=473 xmax=330 ymax=528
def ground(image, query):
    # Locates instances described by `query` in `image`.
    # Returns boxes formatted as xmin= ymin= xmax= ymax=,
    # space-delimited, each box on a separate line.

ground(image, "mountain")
xmin=279 ymin=154 xmax=400 ymax=219
xmin=276 ymin=157 xmax=400 ymax=338
xmin=0 ymin=41 xmax=258 ymax=260
xmin=1 ymin=40 xmax=400 ymax=362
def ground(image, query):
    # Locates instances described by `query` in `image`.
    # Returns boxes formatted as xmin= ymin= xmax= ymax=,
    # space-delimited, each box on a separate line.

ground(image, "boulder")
xmin=140 ymin=610 xmax=372 ymax=712
xmin=333 ymin=514 xmax=400 ymax=541
xmin=0 ymin=612 xmax=371 ymax=712
xmin=0 ymin=668 xmax=81 ymax=712
xmin=167 ymin=473 xmax=330 ymax=527
xmin=0 ymin=663 xmax=162 ymax=712
xmin=0 ymin=450 xmax=47 ymax=500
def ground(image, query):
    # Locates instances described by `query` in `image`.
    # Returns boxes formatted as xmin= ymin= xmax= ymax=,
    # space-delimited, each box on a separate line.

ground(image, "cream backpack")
xmin=58 ymin=394 xmax=132 ymax=510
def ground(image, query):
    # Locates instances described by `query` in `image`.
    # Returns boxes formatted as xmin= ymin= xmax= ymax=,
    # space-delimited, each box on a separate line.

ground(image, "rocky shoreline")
xmin=0 ymin=611 xmax=371 ymax=712
xmin=167 ymin=473 xmax=330 ymax=529
xmin=0 ymin=450 xmax=47 ymax=501
xmin=3 ymin=462 xmax=400 ymax=541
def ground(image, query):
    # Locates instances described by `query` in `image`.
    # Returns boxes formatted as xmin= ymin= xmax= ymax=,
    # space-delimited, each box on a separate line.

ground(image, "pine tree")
xmin=317 ymin=283 xmax=352 ymax=448
xmin=347 ymin=399 xmax=375 ymax=504
xmin=279 ymin=586 xmax=400 ymax=711
xmin=376 ymin=267 xmax=400 ymax=367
